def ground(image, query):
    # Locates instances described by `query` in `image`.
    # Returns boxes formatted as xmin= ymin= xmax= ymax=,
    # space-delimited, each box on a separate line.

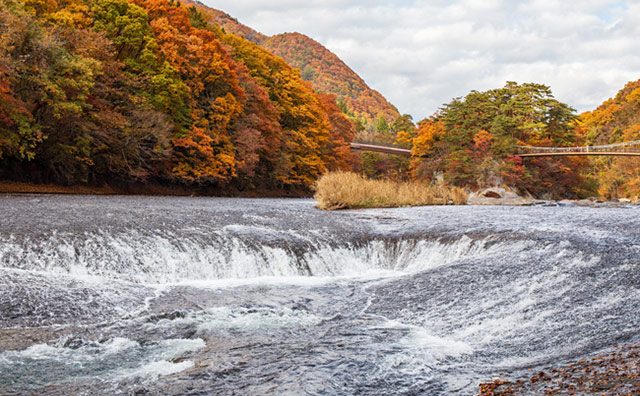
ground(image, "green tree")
xmin=375 ymin=115 xmax=390 ymax=136
xmin=412 ymin=82 xmax=588 ymax=197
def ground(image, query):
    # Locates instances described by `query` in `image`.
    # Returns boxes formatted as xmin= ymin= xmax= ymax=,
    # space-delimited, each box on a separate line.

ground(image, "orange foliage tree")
xmin=134 ymin=0 xmax=244 ymax=183
xmin=0 ymin=0 xmax=359 ymax=192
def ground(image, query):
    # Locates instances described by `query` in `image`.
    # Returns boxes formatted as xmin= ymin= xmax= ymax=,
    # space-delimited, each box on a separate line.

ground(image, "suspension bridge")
xmin=349 ymin=142 xmax=411 ymax=156
xmin=350 ymin=140 xmax=640 ymax=157
xmin=514 ymin=140 xmax=640 ymax=157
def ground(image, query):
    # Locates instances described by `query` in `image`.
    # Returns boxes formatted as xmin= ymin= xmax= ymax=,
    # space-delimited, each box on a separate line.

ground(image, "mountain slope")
xmin=262 ymin=33 xmax=399 ymax=123
xmin=189 ymin=2 xmax=400 ymax=124
xmin=580 ymin=79 xmax=640 ymax=145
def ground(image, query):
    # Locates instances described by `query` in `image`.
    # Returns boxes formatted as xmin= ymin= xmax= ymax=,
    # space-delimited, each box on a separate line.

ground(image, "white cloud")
xmin=203 ymin=0 xmax=640 ymax=119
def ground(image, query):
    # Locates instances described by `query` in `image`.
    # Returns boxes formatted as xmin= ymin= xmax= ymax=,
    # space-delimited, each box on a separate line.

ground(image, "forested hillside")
xmin=188 ymin=2 xmax=400 ymax=128
xmin=0 ymin=0 xmax=356 ymax=191
xmin=3 ymin=0 xmax=639 ymax=200
xmin=579 ymin=79 xmax=640 ymax=198
xmin=262 ymin=33 xmax=399 ymax=125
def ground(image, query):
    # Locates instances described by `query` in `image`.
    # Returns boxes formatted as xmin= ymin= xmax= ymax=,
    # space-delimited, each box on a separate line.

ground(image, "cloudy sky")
xmin=203 ymin=0 xmax=640 ymax=120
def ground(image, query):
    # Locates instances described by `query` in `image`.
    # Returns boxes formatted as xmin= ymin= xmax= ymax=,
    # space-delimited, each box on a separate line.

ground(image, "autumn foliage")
xmin=5 ymin=0 xmax=640 ymax=200
xmin=261 ymin=33 xmax=399 ymax=125
xmin=579 ymin=79 xmax=640 ymax=199
xmin=0 ymin=0 xmax=355 ymax=190
xmin=189 ymin=4 xmax=400 ymax=127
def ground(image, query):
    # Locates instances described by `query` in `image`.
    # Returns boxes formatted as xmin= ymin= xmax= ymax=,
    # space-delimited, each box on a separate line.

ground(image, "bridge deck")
xmin=518 ymin=152 xmax=640 ymax=157
xmin=349 ymin=142 xmax=411 ymax=156
xmin=350 ymin=141 xmax=640 ymax=158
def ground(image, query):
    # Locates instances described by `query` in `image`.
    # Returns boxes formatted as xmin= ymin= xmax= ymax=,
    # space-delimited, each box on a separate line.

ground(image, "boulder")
xmin=574 ymin=199 xmax=594 ymax=207
xmin=482 ymin=190 xmax=502 ymax=199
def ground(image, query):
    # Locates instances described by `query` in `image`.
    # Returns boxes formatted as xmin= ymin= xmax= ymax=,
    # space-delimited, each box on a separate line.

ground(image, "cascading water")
xmin=1 ymin=195 xmax=639 ymax=395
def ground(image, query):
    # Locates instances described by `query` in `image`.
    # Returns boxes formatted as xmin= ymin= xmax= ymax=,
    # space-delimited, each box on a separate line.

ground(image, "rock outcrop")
xmin=467 ymin=188 xmax=533 ymax=206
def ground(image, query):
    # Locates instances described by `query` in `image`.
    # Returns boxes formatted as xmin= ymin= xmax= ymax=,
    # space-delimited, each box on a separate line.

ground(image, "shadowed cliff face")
xmin=1 ymin=196 xmax=639 ymax=395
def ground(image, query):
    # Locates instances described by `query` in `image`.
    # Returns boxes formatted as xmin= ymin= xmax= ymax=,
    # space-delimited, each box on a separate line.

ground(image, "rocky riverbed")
xmin=478 ymin=343 xmax=640 ymax=395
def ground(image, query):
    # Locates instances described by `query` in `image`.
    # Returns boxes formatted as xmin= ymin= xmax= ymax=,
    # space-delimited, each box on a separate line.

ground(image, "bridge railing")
xmin=351 ymin=140 xmax=412 ymax=150
xmin=515 ymin=139 xmax=640 ymax=154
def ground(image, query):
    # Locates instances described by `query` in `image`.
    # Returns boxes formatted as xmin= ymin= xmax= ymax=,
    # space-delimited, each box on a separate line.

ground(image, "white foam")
xmin=3 ymin=337 xmax=139 ymax=363
xmin=406 ymin=327 xmax=474 ymax=359
xmin=0 ymin=231 xmax=502 ymax=284
xmin=119 ymin=359 xmax=195 ymax=379
xmin=154 ymin=338 xmax=206 ymax=359
xmin=0 ymin=337 xmax=205 ymax=383
xmin=148 ymin=306 xmax=322 ymax=333
xmin=381 ymin=319 xmax=473 ymax=360
xmin=376 ymin=318 xmax=473 ymax=382
xmin=198 ymin=307 xmax=321 ymax=332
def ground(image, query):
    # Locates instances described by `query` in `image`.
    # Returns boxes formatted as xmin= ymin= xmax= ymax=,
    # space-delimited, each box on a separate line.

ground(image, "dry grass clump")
xmin=314 ymin=171 xmax=467 ymax=210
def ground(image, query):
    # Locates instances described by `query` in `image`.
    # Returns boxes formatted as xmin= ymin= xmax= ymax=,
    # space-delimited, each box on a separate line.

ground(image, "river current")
xmin=1 ymin=195 xmax=639 ymax=395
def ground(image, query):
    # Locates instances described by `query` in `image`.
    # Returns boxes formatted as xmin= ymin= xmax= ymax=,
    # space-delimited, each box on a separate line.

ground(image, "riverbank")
xmin=4 ymin=179 xmax=636 ymax=209
xmin=313 ymin=171 xmax=468 ymax=210
xmin=0 ymin=180 xmax=310 ymax=198
xmin=478 ymin=342 xmax=640 ymax=395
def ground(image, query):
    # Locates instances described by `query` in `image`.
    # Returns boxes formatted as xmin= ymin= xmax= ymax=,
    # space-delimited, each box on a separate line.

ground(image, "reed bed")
xmin=314 ymin=171 xmax=468 ymax=210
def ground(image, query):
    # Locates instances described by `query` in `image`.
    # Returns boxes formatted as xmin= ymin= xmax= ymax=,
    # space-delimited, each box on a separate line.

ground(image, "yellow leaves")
xmin=22 ymin=0 xmax=57 ymax=17
xmin=220 ymin=30 xmax=335 ymax=187
xmin=49 ymin=3 xmax=91 ymax=27
xmin=623 ymin=123 xmax=640 ymax=141
xmin=591 ymin=103 xmax=620 ymax=127
xmin=625 ymin=87 xmax=640 ymax=105
xmin=580 ymin=78 xmax=640 ymax=198
xmin=395 ymin=130 xmax=413 ymax=146
xmin=132 ymin=0 xmax=250 ymax=184
xmin=22 ymin=0 xmax=90 ymax=27
xmin=411 ymin=119 xmax=445 ymax=158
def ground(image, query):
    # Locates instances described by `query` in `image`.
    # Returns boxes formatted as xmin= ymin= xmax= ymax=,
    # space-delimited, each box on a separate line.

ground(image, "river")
xmin=1 ymin=195 xmax=639 ymax=395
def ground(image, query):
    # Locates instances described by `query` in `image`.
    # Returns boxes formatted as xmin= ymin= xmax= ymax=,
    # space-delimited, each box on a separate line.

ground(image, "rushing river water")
xmin=1 ymin=195 xmax=639 ymax=395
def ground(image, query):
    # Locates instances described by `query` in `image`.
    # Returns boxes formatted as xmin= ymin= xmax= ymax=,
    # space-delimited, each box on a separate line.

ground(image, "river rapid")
xmin=1 ymin=195 xmax=639 ymax=395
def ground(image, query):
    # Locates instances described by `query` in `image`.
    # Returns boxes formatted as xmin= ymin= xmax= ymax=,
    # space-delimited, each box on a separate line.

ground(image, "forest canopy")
xmin=2 ymin=0 xmax=640 ymax=200
xmin=409 ymin=82 xmax=596 ymax=199
xmin=0 ymin=0 xmax=355 ymax=190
